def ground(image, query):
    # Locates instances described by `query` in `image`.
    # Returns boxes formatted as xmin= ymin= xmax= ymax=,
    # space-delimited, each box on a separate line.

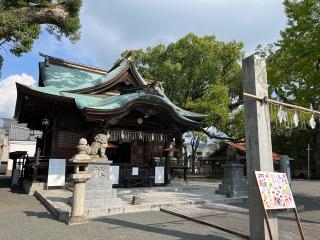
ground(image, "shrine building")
xmin=14 ymin=53 xmax=205 ymax=188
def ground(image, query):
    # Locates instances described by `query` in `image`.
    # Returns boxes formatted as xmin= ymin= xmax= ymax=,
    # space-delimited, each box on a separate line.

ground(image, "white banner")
xmin=110 ymin=165 xmax=119 ymax=185
xmin=47 ymin=159 xmax=66 ymax=187
xmin=155 ymin=166 xmax=165 ymax=184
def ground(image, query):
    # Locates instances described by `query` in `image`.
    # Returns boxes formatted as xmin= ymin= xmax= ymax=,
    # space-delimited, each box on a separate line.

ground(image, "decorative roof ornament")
xmin=127 ymin=50 xmax=134 ymax=62
xmin=127 ymin=55 xmax=134 ymax=62
xmin=309 ymin=115 xmax=316 ymax=129
xmin=292 ymin=112 xmax=299 ymax=127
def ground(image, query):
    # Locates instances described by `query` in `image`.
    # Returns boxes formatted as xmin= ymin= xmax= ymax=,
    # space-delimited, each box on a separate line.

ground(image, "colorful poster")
xmin=255 ymin=171 xmax=296 ymax=209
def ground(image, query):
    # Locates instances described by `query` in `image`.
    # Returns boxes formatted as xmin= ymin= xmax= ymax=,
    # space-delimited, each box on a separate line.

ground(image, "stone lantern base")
xmin=215 ymin=163 xmax=248 ymax=198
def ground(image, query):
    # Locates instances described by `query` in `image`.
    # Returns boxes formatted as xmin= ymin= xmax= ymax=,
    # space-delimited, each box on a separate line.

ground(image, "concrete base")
xmin=215 ymin=163 xmax=248 ymax=198
xmin=34 ymin=188 xmax=206 ymax=223
xmin=23 ymin=180 xmax=46 ymax=195
xmin=131 ymin=195 xmax=141 ymax=205
xmin=68 ymin=216 xmax=89 ymax=226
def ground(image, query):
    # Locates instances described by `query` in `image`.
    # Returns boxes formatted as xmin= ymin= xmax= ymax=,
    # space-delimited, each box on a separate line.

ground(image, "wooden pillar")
xmin=243 ymin=54 xmax=279 ymax=240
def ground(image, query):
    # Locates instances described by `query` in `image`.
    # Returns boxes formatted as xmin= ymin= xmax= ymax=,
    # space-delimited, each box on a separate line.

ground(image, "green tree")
xmin=257 ymin=0 xmax=320 ymax=176
xmin=187 ymin=131 xmax=207 ymax=174
xmin=0 ymin=0 xmax=82 ymax=73
xmin=122 ymin=33 xmax=244 ymax=140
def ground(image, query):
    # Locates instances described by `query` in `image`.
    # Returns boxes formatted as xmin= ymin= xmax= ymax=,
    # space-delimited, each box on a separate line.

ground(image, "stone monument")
xmin=84 ymin=134 xmax=121 ymax=217
xmin=215 ymin=163 xmax=248 ymax=198
xmin=216 ymin=145 xmax=247 ymax=198
xmin=280 ymin=155 xmax=291 ymax=186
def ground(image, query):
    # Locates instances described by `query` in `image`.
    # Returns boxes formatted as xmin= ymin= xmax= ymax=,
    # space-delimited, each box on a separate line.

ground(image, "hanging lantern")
xmin=41 ymin=117 xmax=49 ymax=129
xmin=137 ymin=117 xmax=144 ymax=125
xmin=309 ymin=115 xmax=316 ymax=129
xmin=292 ymin=112 xmax=299 ymax=127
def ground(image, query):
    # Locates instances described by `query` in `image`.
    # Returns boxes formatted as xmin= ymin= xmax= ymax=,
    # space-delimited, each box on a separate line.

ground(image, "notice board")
xmin=255 ymin=171 xmax=295 ymax=209
xmin=155 ymin=167 xmax=165 ymax=184
xmin=110 ymin=165 xmax=119 ymax=185
xmin=47 ymin=159 xmax=66 ymax=187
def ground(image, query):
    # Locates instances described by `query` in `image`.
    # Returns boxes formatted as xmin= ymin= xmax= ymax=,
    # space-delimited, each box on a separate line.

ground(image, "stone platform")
xmin=34 ymin=180 xmax=242 ymax=223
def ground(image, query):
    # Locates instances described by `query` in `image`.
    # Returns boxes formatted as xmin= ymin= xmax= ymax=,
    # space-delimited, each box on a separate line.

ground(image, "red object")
xmin=164 ymin=147 xmax=178 ymax=152
xmin=107 ymin=143 xmax=118 ymax=148
xmin=228 ymin=143 xmax=291 ymax=161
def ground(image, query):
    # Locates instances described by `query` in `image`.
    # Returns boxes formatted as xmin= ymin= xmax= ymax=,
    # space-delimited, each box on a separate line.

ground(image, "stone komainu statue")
xmin=90 ymin=134 xmax=109 ymax=159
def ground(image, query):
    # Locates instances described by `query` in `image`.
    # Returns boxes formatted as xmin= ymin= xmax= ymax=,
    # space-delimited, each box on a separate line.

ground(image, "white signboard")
xmin=132 ymin=167 xmax=139 ymax=176
xmin=110 ymin=165 xmax=119 ymax=185
xmin=47 ymin=159 xmax=66 ymax=187
xmin=155 ymin=166 xmax=165 ymax=184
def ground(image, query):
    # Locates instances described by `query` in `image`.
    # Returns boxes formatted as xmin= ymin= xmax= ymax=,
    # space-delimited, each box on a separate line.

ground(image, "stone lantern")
xmin=68 ymin=138 xmax=93 ymax=225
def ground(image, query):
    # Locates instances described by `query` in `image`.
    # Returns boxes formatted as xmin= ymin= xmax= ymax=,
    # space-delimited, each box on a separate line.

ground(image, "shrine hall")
xmin=14 ymin=53 xmax=205 ymax=188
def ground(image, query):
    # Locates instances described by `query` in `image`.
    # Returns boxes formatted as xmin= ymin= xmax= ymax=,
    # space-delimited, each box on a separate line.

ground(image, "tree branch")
xmin=0 ymin=3 xmax=69 ymax=38
xmin=201 ymin=128 xmax=244 ymax=142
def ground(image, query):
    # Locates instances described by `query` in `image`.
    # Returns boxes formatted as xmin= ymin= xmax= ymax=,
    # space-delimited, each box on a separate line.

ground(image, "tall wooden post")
xmin=243 ymin=54 xmax=279 ymax=239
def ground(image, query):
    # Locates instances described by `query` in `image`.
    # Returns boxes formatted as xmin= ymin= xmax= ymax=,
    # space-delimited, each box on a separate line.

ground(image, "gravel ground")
xmin=0 ymin=177 xmax=242 ymax=240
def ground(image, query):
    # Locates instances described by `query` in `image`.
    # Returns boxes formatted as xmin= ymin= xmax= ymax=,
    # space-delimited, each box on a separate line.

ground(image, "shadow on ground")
xmin=24 ymin=210 xmax=56 ymax=220
xmin=94 ymin=217 xmax=235 ymax=240
xmin=0 ymin=176 xmax=26 ymax=194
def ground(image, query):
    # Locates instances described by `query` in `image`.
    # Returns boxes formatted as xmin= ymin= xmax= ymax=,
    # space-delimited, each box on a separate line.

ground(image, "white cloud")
xmin=57 ymin=0 xmax=287 ymax=68
xmin=0 ymin=74 xmax=35 ymax=119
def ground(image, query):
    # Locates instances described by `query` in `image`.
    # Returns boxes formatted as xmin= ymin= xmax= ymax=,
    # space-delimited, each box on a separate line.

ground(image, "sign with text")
xmin=110 ymin=165 xmax=119 ymax=185
xmin=132 ymin=167 xmax=139 ymax=176
xmin=47 ymin=159 xmax=66 ymax=187
xmin=255 ymin=171 xmax=296 ymax=209
xmin=155 ymin=166 xmax=164 ymax=184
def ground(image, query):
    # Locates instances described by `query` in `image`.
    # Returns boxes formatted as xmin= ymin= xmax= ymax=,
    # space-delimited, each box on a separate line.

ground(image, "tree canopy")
xmin=0 ymin=0 xmax=82 ymax=74
xmin=122 ymin=33 xmax=245 ymax=140
xmin=258 ymin=0 xmax=320 ymax=109
xmin=256 ymin=0 xmax=320 ymax=175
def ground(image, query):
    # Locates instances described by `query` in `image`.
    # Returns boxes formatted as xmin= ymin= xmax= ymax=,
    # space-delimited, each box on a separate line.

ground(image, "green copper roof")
xmin=41 ymin=63 xmax=107 ymax=90
xmin=24 ymin=55 xmax=205 ymax=125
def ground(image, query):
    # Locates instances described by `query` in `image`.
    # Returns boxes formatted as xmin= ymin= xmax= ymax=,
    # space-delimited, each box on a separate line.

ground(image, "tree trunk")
xmin=0 ymin=3 xmax=70 ymax=39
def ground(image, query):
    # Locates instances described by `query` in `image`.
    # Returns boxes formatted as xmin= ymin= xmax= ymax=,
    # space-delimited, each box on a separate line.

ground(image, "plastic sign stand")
xmin=47 ymin=159 xmax=66 ymax=188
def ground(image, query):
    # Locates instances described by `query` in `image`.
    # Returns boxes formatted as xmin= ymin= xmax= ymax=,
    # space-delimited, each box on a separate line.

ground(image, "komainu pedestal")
xmin=215 ymin=163 xmax=248 ymax=198
xmin=85 ymin=159 xmax=121 ymax=212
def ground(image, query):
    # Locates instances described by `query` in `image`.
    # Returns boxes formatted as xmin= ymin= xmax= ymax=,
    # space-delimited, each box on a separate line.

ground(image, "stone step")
xmin=85 ymin=197 xmax=122 ymax=209
xmin=85 ymin=189 xmax=113 ymax=200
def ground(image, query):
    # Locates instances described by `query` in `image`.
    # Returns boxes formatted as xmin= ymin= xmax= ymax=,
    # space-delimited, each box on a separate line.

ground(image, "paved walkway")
xmin=162 ymin=180 xmax=320 ymax=240
xmin=0 ymin=177 xmax=242 ymax=240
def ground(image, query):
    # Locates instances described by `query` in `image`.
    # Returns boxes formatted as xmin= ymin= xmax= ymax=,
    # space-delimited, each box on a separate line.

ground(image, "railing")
xmin=9 ymin=125 xmax=42 ymax=141
xmin=115 ymin=163 xmax=156 ymax=188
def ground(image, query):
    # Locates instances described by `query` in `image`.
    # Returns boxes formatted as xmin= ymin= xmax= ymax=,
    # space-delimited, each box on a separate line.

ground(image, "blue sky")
xmin=0 ymin=0 xmax=287 ymax=119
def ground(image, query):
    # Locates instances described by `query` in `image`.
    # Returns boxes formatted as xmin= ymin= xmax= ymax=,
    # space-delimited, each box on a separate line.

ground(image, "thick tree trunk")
xmin=0 ymin=3 xmax=69 ymax=39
